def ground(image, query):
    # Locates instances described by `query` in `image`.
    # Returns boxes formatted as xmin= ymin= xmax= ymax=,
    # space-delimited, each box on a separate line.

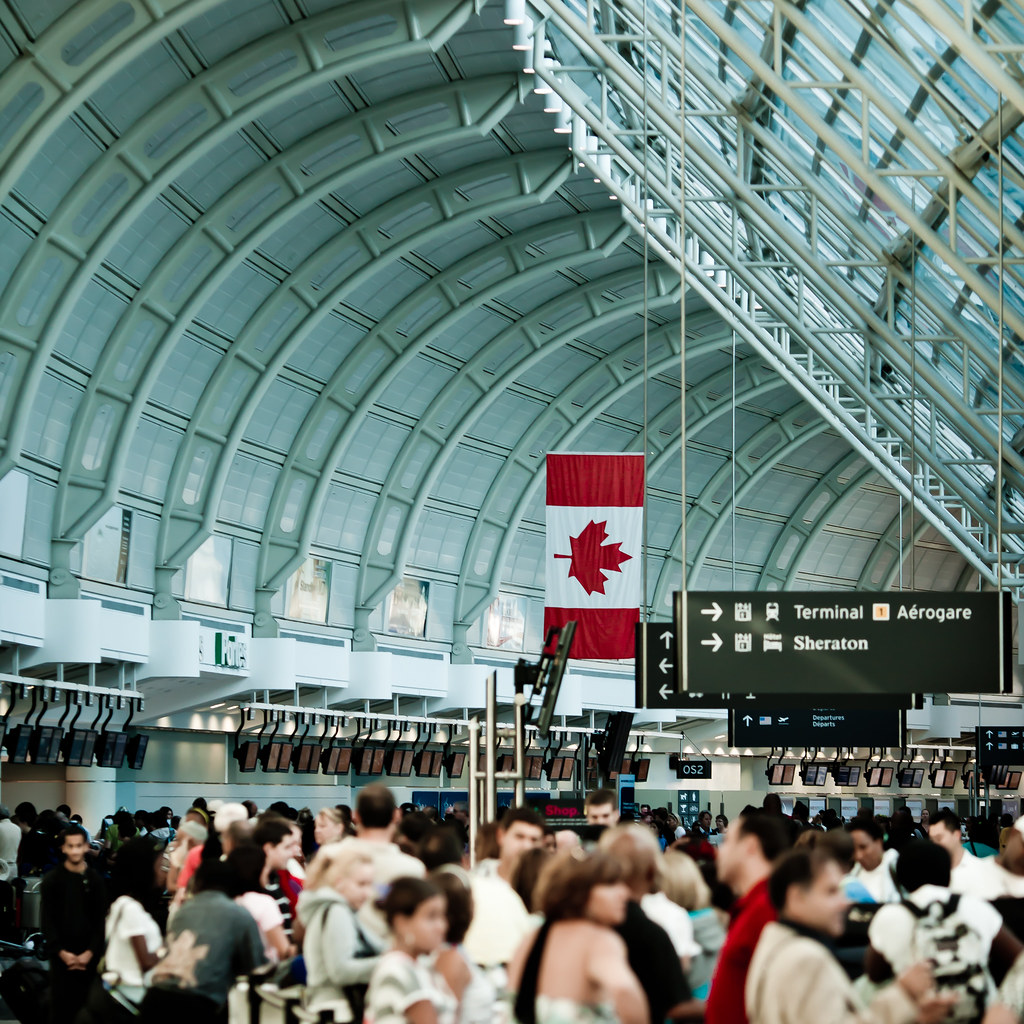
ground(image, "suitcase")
xmin=0 ymin=957 xmax=49 ymax=1023
xmin=18 ymin=877 xmax=41 ymax=931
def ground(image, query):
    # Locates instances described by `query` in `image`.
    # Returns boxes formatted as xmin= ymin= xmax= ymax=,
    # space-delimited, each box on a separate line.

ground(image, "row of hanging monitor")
xmin=3 ymin=723 xmax=147 ymax=770
xmin=766 ymin=763 xmax=1020 ymax=790
xmin=231 ymin=737 xmax=650 ymax=783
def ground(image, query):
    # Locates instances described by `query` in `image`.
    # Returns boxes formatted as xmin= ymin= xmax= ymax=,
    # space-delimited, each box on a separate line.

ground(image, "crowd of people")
xmin=6 ymin=787 xmax=1024 ymax=1023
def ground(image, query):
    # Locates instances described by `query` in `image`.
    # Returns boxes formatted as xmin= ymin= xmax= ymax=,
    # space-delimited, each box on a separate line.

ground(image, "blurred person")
xmin=464 ymin=806 xmax=544 ymax=968
xmin=507 ymin=850 xmax=647 ymax=1024
xmin=298 ymin=842 xmax=384 ymax=1020
xmin=817 ymin=828 xmax=876 ymax=904
xmin=364 ymin=876 xmax=456 ymax=1024
xmin=706 ymin=809 xmax=790 ymax=1024
xmin=254 ymin=815 xmax=302 ymax=941
xmin=509 ymin=847 xmax=552 ymax=915
xmin=343 ymin=784 xmax=424 ymax=943
xmin=397 ymin=812 xmax=433 ymax=858
xmin=41 ymin=824 xmax=108 ymax=1024
xmin=432 ymin=870 xmax=496 ymax=1024
xmin=78 ymin=836 xmax=164 ymax=1023
xmin=173 ymin=801 xmax=249 ymax=904
xmin=226 ymin=845 xmax=292 ymax=964
xmin=660 ymin=849 xmax=726 ymax=999
xmin=13 ymin=800 xmax=36 ymax=834
xmin=584 ymin=790 xmax=617 ymax=827
xmin=848 ymin=817 xmax=900 ymax=903
xmin=930 ymin=809 xmax=1005 ymax=900
xmin=419 ymin=826 xmax=467 ymax=873
xmin=866 ymin=839 xmax=1021 ymax=1022
xmin=141 ymin=860 xmax=264 ymax=1024
xmin=747 ymin=847 xmax=953 ymax=1024
xmin=554 ymin=830 xmax=581 ymax=854
xmin=473 ymin=822 xmax=499 ymax=864
xmin=598 ymin=824 xmax=699 ymax=1021
xmin=164 ymin=808 xmax=209 ymax=894
xmin=315 ymin=806 xmax=347 ymax=848
xmin=0 ymin=804 xmax=21 ymax=882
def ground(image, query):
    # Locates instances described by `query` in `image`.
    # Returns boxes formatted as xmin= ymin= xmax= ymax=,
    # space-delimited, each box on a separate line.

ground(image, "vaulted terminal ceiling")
xmin=0 ymin=0 xmax=1007 ymax=686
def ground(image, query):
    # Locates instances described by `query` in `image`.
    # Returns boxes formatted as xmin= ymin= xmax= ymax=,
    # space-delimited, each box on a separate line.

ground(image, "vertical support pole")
xmin=514 ymin=691 xmax=527 ymax=807
xmin=485 ymin=672 xmax=497 ymax=826
xmin=468 ymin=718 xmax=480 ymax=868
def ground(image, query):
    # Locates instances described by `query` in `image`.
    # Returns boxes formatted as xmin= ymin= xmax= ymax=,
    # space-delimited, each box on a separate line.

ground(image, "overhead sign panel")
xmin=729 ymin=707 xmax=905 ymax=748
xmin=977 ymin=726 xmax=1024 ymax=766
xmin=636 ymin=623 xmax=915 ymax=709
xmin=674 ymin=592 xmax=1009 ymax=695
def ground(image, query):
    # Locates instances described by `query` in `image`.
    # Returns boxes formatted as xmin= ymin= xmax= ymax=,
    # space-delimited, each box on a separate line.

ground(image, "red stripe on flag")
xmin=544 ymin=606 xmax=638 ymax=661
xmin=546 ymin=453 xmax=644 ymax=507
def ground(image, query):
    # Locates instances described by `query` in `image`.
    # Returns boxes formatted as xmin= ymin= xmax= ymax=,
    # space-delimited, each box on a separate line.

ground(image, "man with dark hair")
xmin=929 ymin=808 xmax=1003 ymax=900
xmin=848 ymin=817 xmax=899 ymax=903
xmin=40 ymin=824 xmax=108 ymax=1024
xmin=867 ymin=839 xmax=1021 ymax=1022
xmin=746 ymin=847 xmax=951 ymax=1024
xmin=585 ymin=788 xmax=617 ymax=826
xmin=706 ymin=810 xmax=790 ymax=1024
xmin=464 ymin=806 xmax=544 ymax=968
xmin=143 ymin=859 xmax=264 ymax=1021
xmin=342 ymin=784 xmax=423 ymax=942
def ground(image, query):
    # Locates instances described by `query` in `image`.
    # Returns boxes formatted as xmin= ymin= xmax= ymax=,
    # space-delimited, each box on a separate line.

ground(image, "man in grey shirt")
xmin=142 ymin=859 xmax=265 ymax=1022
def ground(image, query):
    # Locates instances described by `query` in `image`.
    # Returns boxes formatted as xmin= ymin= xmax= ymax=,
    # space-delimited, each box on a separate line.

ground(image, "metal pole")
xmin=513 ymin=691 xmax=527 ymax=807
xmin=468 ymin=718 xmax=480 ymax=869
xmin=485 ymin=671 xmax=497 ymax=826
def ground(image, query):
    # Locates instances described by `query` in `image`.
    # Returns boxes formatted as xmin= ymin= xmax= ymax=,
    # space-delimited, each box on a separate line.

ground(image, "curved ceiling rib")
xmin=56 ymin=78 xmax=528 ymax=547
xmin=0 ymin=0 xmax=222 ymax=197
xmin=352 ymin=264 xmax=682 ymax=613
xmin=257 ymin=209 xmax=631 ymax=595
xmin=0 ymin=0 xmax=477 ymax=477
xmin=152 ymin=147 xmax=569 ymax=570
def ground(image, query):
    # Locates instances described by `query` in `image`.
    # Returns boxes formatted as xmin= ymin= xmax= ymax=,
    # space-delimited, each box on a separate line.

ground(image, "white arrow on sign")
xmin=700 ymin=633 xmax=722 ymax=652
xmin=986 ymin=730 xmax=994 ymax=738
xmin=658 ymin=658 xmax=672 ymax=674
xmin=987 ymin=742 xmax=994 ymax=750
xmin=659 ymin=684 xmax=673 ymax=700
xmin=659 ymin=630 xmax=673 ymax=648
xmin=700 ymin=601 xmax=722 ymax=622
xmin=742 ymin=714 xmax=753 ymax=726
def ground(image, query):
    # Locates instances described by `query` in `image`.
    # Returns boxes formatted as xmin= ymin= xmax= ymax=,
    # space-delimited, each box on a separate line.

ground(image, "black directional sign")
xmin=729 ymin=707 xmax=905 ymax=748
xmin=977 ymin=726 xmax=1024 ymax=766
xmin=637 ymin=623 xmax=916 ymax=710
xmin=675 ymin=591 xmax=1010 ymax=695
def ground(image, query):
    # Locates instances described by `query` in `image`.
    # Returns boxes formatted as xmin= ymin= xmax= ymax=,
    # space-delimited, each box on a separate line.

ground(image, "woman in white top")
xmin=78 ymin=837 xmax=165 ymax=1024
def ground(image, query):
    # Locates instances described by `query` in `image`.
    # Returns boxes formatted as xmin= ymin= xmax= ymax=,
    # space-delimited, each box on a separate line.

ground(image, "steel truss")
xmin=515 ymin=0 xmax=1024 ymax=593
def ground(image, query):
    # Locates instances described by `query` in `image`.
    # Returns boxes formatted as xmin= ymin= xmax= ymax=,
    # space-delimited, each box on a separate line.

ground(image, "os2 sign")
xmin=675 ymin=760 xmax=712 ymax=779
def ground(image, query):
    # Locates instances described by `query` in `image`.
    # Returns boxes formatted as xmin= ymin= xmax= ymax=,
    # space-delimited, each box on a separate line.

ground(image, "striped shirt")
xmin=365 ymin=950 xmax=456 ymax=1024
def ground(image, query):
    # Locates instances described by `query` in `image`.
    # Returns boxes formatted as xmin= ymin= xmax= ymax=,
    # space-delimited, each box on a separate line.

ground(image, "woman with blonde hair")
xmin=507 ymin=850 xmax=647 ymax=1024
xmin=298 ymin=841 xmax=385 ymax=1020
xmin=313 ymin=806 xmax=348 ymax=848
xmin=659 ymin=849 xmax=725 ymax=999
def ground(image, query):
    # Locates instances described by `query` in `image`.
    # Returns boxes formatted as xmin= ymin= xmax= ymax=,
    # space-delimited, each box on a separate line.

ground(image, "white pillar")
xmin=64 ymin=767 xmax=117 ymax=835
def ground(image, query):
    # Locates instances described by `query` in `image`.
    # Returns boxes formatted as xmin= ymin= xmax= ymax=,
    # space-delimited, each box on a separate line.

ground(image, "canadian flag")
xmin=545 ymin=453 xmax=643 ymax=660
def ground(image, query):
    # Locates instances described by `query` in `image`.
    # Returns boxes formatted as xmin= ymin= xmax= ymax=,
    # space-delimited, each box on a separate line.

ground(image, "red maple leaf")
xmin=554 ymin=520 xmax=632 ymax=596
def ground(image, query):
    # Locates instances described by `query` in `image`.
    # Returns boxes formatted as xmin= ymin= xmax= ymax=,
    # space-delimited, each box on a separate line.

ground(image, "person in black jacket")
xmin=40 ymin=824 xmax=108 ymax=1024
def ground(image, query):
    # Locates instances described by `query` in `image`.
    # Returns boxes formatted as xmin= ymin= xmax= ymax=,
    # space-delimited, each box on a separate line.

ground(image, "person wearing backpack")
xmin=866 ymin=839 xmax=1023 ymax=1023
xmin=746 ymin=846 xmax=954 ymax=1024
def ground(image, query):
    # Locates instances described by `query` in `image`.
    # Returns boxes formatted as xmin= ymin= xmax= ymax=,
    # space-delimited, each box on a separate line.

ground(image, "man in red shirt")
xmin=705 ymin=809 xmax=791 ymax=1024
